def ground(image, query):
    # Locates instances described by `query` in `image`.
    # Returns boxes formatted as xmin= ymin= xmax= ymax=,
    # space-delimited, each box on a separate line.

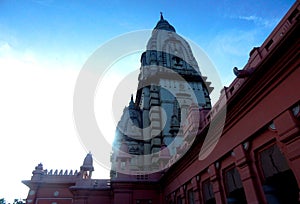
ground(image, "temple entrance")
xmin=260 ymin=145 xmax=299 ymax=204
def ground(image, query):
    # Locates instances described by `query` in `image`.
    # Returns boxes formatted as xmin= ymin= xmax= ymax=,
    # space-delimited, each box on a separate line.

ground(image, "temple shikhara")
xmin=23 ymin=1 xmax=300 ymax=204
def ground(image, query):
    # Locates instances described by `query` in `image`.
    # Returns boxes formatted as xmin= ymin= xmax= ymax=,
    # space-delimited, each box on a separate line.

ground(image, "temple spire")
xmin=160 ymin=12 xmax=164 ymax=20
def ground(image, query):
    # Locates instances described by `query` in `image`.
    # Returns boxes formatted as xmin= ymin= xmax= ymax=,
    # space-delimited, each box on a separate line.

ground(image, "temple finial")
xmin=160 ymin=12 xmax=164 ymax=20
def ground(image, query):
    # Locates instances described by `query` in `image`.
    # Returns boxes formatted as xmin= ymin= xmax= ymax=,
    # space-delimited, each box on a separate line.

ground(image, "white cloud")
xmin=238 ymin=15 xmax=279 ymax=28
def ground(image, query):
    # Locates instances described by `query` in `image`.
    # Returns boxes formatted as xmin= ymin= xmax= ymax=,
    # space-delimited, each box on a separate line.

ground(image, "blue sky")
xmin=1 ymin=0 xmax=295 ymax=80
xmin=0 ymin=0 xmax=295 ymax=201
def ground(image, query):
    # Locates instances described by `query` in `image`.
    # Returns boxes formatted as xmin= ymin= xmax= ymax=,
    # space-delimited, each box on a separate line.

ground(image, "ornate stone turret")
xmin=80 ymin=152 xmax=94 ymax=179
xmin=111 ymin=14 xmax=212 ymax=176
xmin=32 ymin=163 xmax=45 ymax=181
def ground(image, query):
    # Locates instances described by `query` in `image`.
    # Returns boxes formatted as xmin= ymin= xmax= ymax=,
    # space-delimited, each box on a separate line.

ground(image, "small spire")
xmin=129 ymin=94 xmax=134 ymax=109
xmin=131 ymin=94 xmax=134 ymax=102
xmin=160 ymin=12 xmax=164 ymax=20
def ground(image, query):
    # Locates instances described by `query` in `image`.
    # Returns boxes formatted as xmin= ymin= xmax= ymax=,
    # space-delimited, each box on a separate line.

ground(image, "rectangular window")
xmin=188 ymin=190 xmax=195 ymax=204
xmin=203 ymin=180 xmax=216 ymax=204
xmin=177 ymin=196 xmax=182 ymax=204
xmin=121 ymin=161 xmax=126 ymax=170
xmin=224 ymin=167 xmax=247 ymax=204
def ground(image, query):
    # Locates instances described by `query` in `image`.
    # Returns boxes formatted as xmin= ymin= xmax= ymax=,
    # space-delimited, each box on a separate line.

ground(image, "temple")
xmin=110 ymin=12 xmax=213 ymax=178
xmin=23 ymin=1 xmax=300 ymax=203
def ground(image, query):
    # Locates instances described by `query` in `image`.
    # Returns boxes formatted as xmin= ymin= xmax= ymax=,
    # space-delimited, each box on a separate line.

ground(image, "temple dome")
xmin=139 ymin=13 xmax=201 ymax=76
xmin=80 ymin=152 xmax=94 ymax=171
xmin=154 ymin=13 xmax=176 ymax=32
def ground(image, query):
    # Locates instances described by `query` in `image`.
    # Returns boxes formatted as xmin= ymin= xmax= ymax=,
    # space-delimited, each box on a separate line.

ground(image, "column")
xmin=274 ymin=110 xmax=300 ymax=201
xmin=209 ymin=164 xmax=224 ymax=204
xmin=233 ymin=144 xmax=264 ymax=204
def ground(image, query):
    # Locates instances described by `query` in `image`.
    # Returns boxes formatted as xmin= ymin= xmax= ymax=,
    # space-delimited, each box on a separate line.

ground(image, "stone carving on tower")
xmin=111 ymin=13 xmax=213 ymax=178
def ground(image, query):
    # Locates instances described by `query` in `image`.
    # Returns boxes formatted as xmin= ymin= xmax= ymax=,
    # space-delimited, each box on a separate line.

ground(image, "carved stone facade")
xmin=23 ymin=2 xmax=300 ymax=203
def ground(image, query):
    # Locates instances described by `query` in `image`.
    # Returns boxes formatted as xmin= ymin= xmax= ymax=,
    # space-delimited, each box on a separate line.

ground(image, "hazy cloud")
xmin=0 ymin=41 xmax=12 ymax=54
xmin=205 ymin=29 xmax=260 ymax=86
xmin=238 ymin=15 xmax=280 ymax=28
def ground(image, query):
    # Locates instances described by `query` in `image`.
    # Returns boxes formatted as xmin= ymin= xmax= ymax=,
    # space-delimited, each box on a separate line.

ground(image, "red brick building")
xmin=23 ymin=1 xmax=300 ymax=203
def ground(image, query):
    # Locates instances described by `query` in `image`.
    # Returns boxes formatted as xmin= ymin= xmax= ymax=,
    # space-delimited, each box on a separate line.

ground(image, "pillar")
xmin=233 ymin=144 xmax=264 ymax=204
xmin=274 ymin=110 xmax=300 ymax=201
xmin=209 ymin=164 xmax=224 ymax=204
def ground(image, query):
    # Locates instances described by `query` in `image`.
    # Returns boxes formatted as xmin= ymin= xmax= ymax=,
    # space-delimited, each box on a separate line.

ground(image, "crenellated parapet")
xmin=27 ymin=153 xmax=95 ymax=184
xmin=28 ymin=163 xmax=80 ymax=184
xmin=45 ymin=169 xmax=79 ymax=176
